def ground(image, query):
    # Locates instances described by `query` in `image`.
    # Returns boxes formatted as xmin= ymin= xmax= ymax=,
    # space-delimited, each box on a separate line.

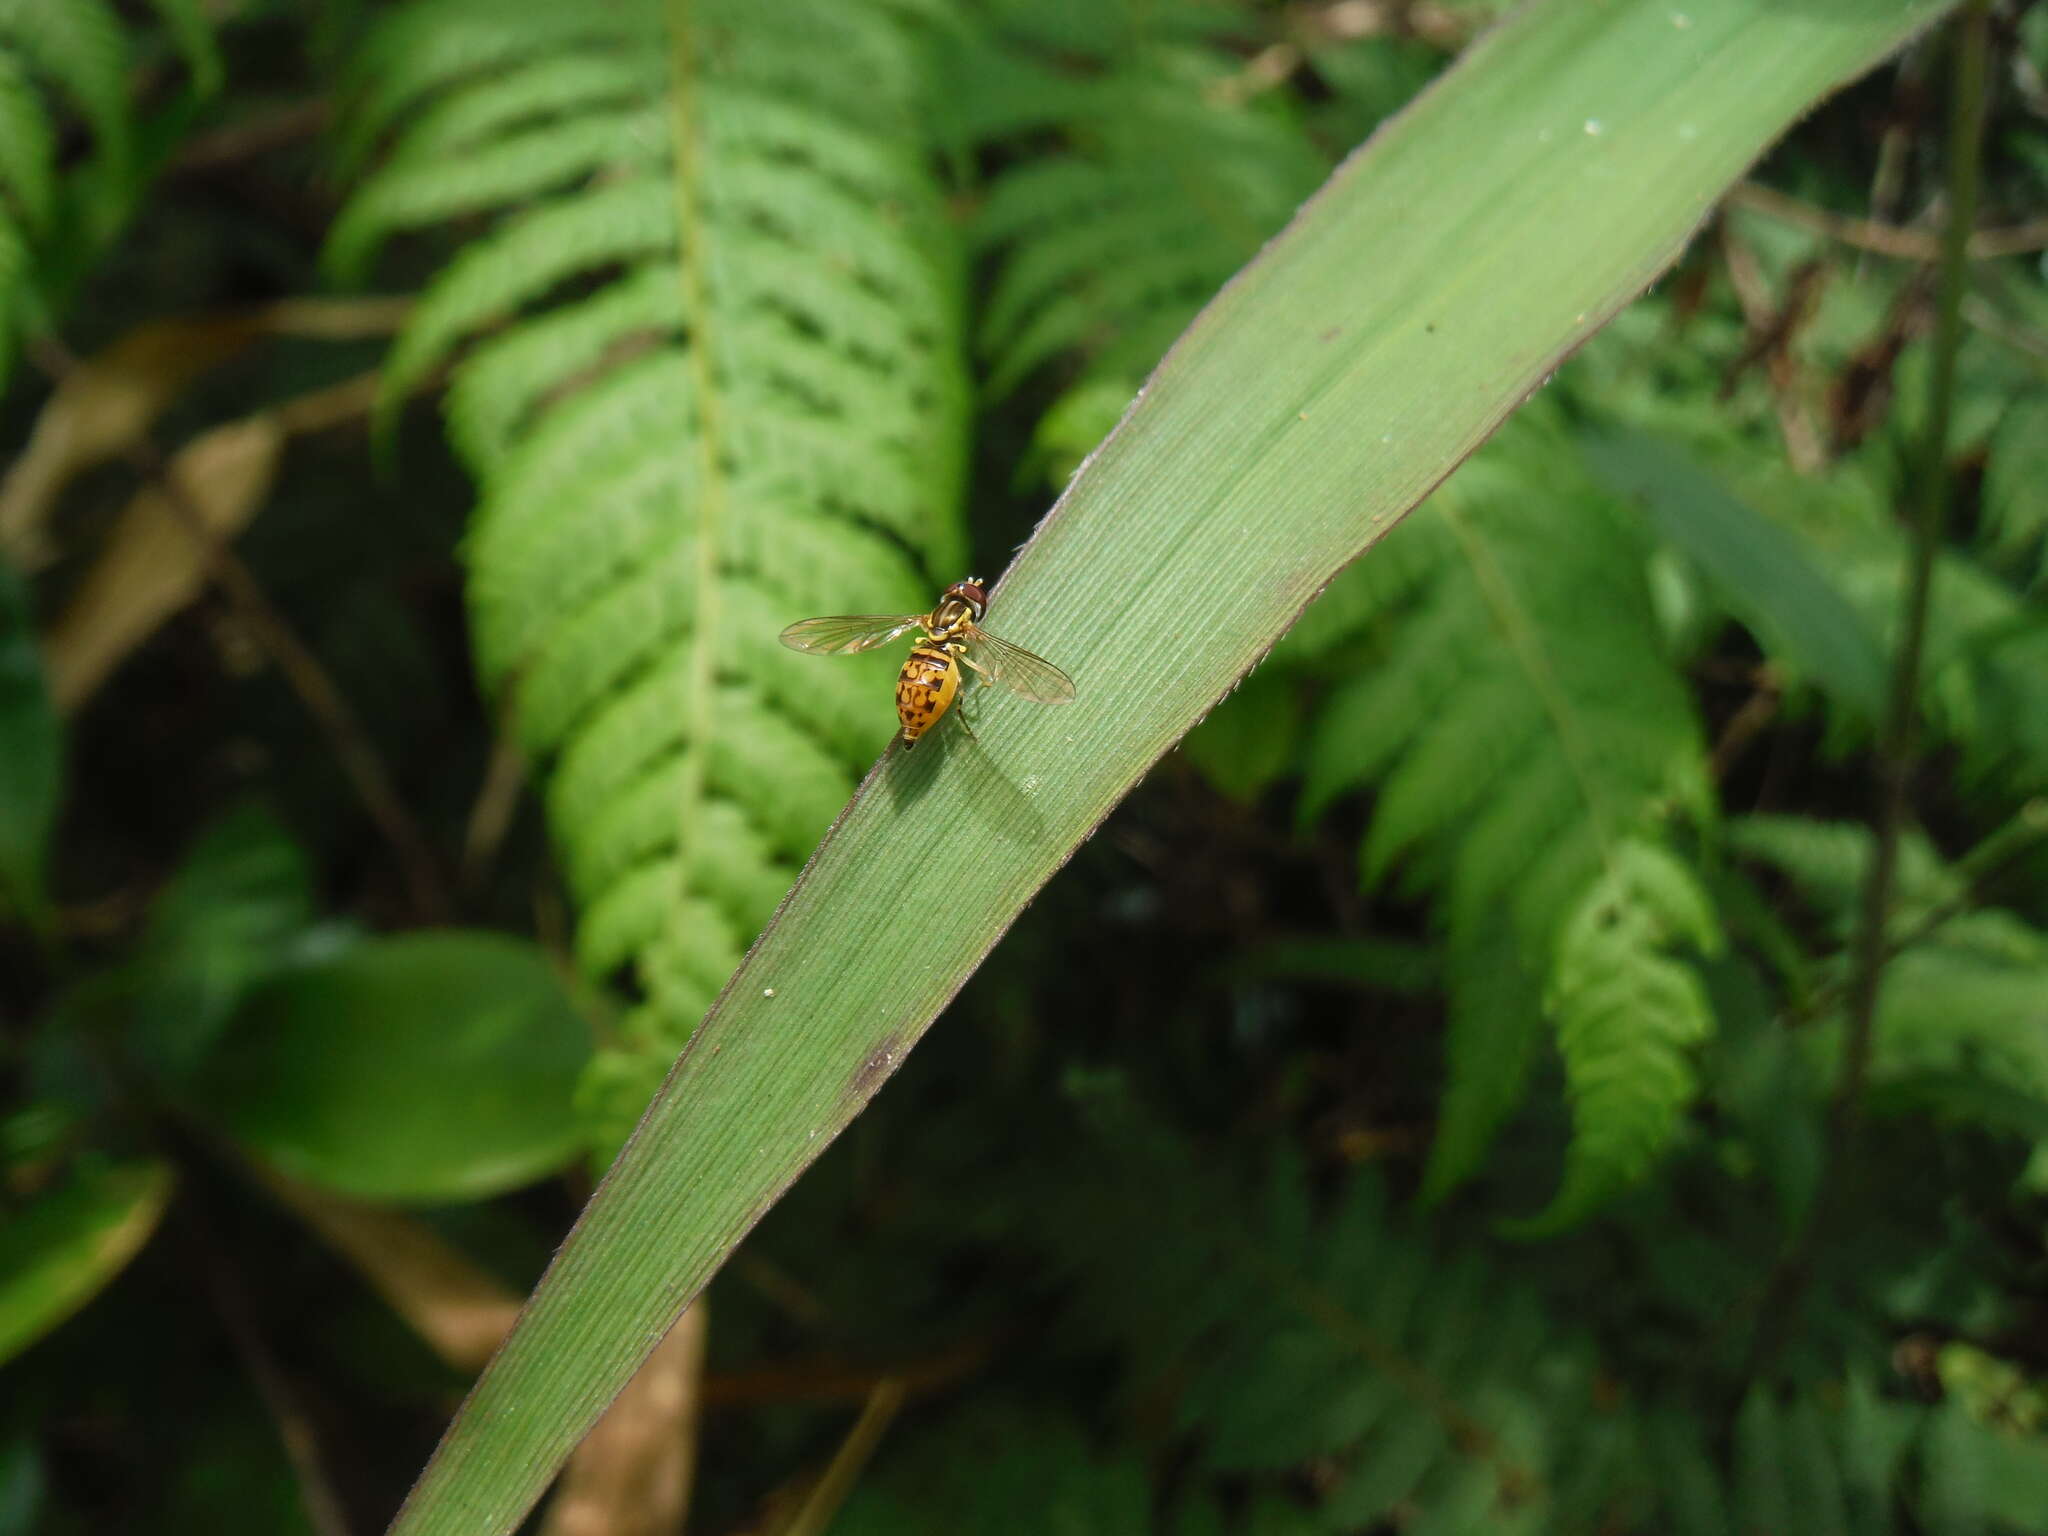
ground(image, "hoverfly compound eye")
xmin=948 ymin=578 xmax=987 ymax=618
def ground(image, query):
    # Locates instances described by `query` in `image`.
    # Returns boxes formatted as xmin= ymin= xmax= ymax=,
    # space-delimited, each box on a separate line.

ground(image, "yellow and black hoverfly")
xmin=779 ymin=577 xmax=1075 ymax=748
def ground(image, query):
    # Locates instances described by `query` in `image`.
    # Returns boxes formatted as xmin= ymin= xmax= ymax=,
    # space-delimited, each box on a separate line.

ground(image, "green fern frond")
xmin=0 ymin=50 xmax=56 ymax=235
xmin=971 ymin=33 xmax=1324 ymax=434
xmin=1051 ymin=1131 xmax=1577 ymax=1529
xmin=833 ymin=1412 xmax=1155 ymax=1536
xmin=1919 ymin=1397 xmax=2048 ymax=1534
xmin=334 ymin=1 xmax=638 ymax=170
xmin=374 ymin=53 xmax=651 ymax=170
xmin=1619 ymin=1376 xmax=1996 ymax=1536
xmin=326 ymin=104 xmax=668 ymax=281
xmin=335 ymin=0 xmax=967 ymax=1150
xmin=1510 ymin=840 xmax=1720 ymax=1235
xmin=1319 ymin=426 xmax=1713 ymax=920
xmin=1302 ymin=417 xmax=1717 ymax=1217
xmin=0 ymin=0 xmax=217 ymax=393
xmin=142 ymin=0 xmax=222 ymax=98
xmin=1731 ymin=1387 xmax=1876 ymax=1536
xmin=1002 ymin=1089 xmax=2033 ymax=1534
xmin=1850 ymin=929 xmax=2048 ymax=1130
xmin=0 ymin=0 xmax=130 ymax=175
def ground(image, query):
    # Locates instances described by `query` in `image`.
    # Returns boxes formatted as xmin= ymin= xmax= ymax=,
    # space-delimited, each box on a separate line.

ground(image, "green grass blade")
xmin=388 ymin=3 xmax=1954 ymax=1531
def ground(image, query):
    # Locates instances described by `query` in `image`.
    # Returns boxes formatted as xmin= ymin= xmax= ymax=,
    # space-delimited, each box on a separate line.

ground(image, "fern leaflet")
xmin=959 ymin=8 xmax=1326 ymax=479
xmin=1509 ymin=840 xmax=1720 ymax=1234
xmin=0 ymin=0 xmax=218 ymax=392
xmin=1303 ymin=412 xmax=1717 ymax=1220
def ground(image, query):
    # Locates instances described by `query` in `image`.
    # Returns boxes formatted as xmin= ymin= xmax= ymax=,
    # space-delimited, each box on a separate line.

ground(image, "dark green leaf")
xmin=1580 ymin=427 xmax=1888 ymax=723
xmin=192 ymin=932 xmax=590 ymax=1203
xmin=0 ymin=1160 xmax=173 ymax=1366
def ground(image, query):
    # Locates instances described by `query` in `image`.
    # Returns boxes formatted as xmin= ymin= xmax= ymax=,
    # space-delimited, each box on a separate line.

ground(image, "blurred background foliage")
xmin=2 ymin=0 xmax=2047 ymax=1532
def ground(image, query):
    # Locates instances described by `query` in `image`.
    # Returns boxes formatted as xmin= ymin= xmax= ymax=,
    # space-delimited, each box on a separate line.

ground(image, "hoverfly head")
xmin=943 ymin=577 xmax=987 ymax=621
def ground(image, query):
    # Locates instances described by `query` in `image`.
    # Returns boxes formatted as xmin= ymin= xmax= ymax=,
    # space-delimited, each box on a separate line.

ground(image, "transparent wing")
xmin=967 ymin=626 xmax=1077 ymax=704
xmin=778 ymin=613 xmax=922 ymax=655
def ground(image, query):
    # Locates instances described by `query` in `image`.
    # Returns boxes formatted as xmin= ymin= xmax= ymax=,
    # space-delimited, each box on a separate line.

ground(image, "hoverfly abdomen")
xmin=895 ymin=645 xmax=960 ymax=747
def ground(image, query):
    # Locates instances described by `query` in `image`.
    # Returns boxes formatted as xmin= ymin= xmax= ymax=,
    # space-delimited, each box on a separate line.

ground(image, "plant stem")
xmin=1738 ymin=0 xmax=1989 ymax=1392
xmin=1831 ymin=0 xmax=1986 ymax=1176
xmin=778 ymin=1378 xmax=906 ymax=1536
xmin=1727 ymin=180 xmax=2048 ymax=261
xmin=1784 ymin=797 xmax=2048 ymax=1028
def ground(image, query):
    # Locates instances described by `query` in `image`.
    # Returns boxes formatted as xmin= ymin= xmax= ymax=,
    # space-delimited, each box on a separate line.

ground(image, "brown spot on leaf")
xmin=847 ymin=1034 xmax=903 ymax=1103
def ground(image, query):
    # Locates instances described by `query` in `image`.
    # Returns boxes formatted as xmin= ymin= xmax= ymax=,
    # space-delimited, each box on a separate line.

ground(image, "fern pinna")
xmin=1292 ymin=411 xmax=1721 ymax=1228
xmin=957 ymin=1 xmax=1328 ymax=482
xmin=330 ymin=0 xmax=968 ymax=1144
xmin=0 ymin=0 xmax=219 ymax=391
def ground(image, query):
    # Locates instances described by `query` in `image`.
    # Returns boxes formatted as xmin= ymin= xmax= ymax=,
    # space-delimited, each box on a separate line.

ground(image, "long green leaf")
xmin=0 ymin=1160 xmax=172 ymax=1365
xmin=389 ymin=3 xmax=1953 ymax=1530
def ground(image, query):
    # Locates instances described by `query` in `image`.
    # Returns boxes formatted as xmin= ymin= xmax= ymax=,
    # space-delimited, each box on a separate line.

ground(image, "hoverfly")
xmin=779 ymin=577 xmax=1076 ymax=748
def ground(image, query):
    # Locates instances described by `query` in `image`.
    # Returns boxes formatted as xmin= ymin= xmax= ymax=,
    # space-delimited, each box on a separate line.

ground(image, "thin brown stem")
xmin=173 ymin=100 xmax=332 ymax=171
xmin=1718 ymin=225 xmax=1827 ymax=472
xmin=1708 ymin=669 xmax=1783 ymax=781
xmin=460 ymin=734 xmax=529 ymax=894
xmin=27 ymin=333 xmax=450 ymax=919
xmin=120 ymin=433 xmax=451 ymax=920
xmin=179 ymin=1208 xmax=355 ymax=1536
xmin=701 ymin=1332 xmax=997 ymax=1408
xmin=775 ymin=1379 xmax=906 ymax=1536
xmin=1727 ymin=180 xmax=2048 ymax=262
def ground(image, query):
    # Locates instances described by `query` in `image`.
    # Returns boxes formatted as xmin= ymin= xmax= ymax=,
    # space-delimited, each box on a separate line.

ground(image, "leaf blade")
xmin=386 ymin=4 xmax=1957 ymax=1531
xmin=191 ymin=932 xmax=591 ymax=1204
xmin=0 ymin=1161 xmax=172 ymax=1366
